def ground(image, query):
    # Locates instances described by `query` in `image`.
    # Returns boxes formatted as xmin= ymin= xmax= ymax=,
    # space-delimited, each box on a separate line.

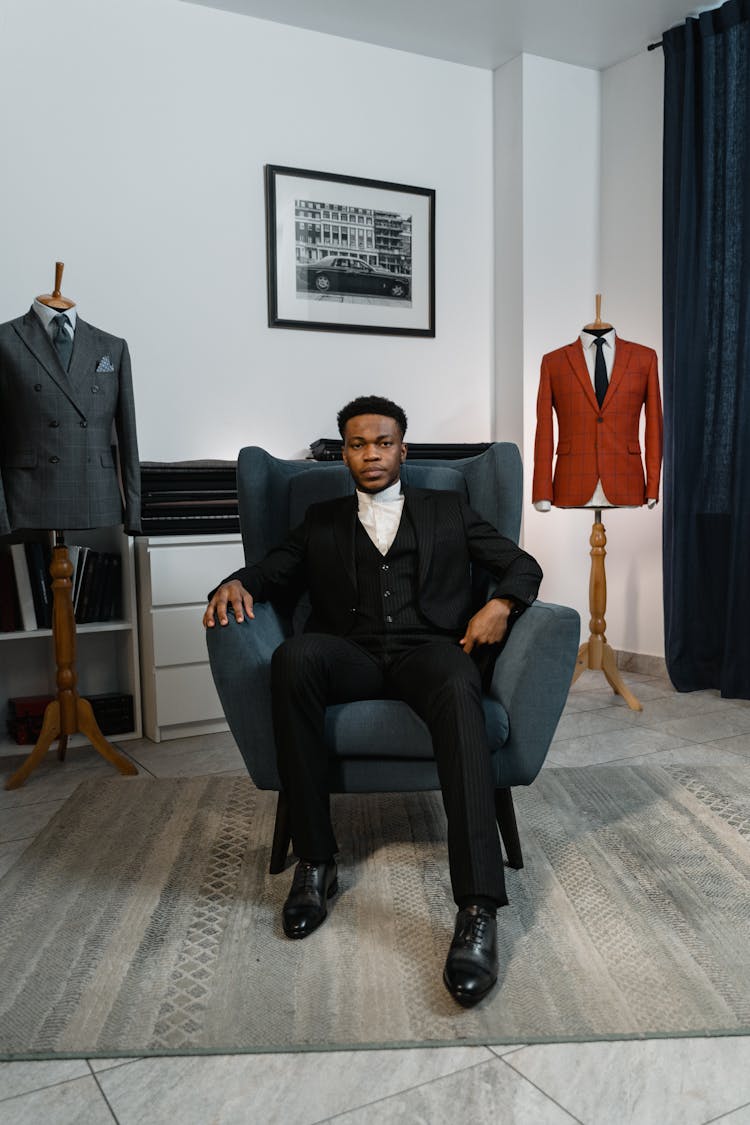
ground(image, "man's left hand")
xmin=459 ymin=598 xmax=514 ymax=654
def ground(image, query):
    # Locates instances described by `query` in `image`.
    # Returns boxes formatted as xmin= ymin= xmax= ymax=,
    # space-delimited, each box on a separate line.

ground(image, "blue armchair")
xmin=206 ymin=443 xmax=579 ymax=874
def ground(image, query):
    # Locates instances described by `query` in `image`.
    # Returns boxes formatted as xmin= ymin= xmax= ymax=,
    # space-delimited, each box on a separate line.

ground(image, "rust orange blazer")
xmin=532 ymin=336 xmax=663 ymax=507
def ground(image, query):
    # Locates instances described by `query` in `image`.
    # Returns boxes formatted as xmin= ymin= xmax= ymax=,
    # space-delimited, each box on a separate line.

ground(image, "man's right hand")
xmin=203 ymin=581 xmax=255 ymax=628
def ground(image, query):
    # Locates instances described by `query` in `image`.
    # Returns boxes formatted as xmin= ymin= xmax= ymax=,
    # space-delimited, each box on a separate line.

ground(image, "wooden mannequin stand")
xmin=570 ymin=509 xmax=642 ymax=711
xmin=4 ymin=533 xmax=138 ymax=790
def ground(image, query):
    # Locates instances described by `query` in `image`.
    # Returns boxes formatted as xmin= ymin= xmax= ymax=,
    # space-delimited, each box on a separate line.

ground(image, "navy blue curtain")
xmin=662 ymin=0 xmax=750 ymax=698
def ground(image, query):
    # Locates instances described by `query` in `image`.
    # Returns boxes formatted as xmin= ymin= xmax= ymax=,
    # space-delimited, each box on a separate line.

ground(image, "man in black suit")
xmin=204 ymin=396 xmax=542 ymax=1006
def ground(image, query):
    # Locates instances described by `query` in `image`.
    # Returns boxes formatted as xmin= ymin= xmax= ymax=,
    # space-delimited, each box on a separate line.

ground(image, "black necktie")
xmin=593 ymin=337 xmax=608 ymax=407
xmin=52 ymin=313 xmax=73 ymax=372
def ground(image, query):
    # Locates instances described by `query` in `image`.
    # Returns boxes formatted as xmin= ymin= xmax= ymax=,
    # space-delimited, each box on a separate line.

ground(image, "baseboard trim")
xmin=615 ymin=650 xmax=668 ymax=678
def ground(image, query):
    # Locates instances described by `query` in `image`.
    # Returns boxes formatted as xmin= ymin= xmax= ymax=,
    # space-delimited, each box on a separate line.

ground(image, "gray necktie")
xmin=52 ymin=313 xmax=73 ymax=371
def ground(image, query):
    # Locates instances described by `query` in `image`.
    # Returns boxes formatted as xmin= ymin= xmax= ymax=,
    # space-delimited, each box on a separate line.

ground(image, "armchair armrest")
xmin=205 ymin=602 xmax=287 ymax=789
xmin=488 ymin=601 xmax=580 ymax=786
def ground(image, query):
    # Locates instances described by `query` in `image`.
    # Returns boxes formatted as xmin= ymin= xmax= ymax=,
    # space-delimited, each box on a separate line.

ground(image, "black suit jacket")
xmin=224 ymin=487 xmax=542 ymax=636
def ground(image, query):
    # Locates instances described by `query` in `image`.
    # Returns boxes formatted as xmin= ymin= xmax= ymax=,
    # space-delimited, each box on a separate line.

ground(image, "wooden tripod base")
xmin=570 ymin=511 xmax=642 ymax=712
xmin=4 ymin=536 xmax=138 ymax=791
xmin=4 ymin=696 xmax=137 ymax=790
xmin=572 ymin=639 xmax=642 ymax=710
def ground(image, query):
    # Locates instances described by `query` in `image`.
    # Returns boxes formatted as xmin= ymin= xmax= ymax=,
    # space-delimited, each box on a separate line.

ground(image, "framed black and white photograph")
xmin=265 ymin=165 xmax=435 ymax=337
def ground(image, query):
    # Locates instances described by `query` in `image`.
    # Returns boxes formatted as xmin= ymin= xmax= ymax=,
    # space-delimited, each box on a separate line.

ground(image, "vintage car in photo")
xmin=296 ymin=255 xmax=411 ymax=299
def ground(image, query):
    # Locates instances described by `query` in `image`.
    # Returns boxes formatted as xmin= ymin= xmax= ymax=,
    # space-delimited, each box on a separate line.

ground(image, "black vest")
xmin=349 ymin=512 xmax=457 ymax=651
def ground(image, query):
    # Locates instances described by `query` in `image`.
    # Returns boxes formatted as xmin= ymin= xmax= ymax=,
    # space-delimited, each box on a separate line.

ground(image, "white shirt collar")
xmin=580 ymin=327 xmax=615 ymax=353
xmin=33 ymin=299 xmax=77 ymax=333
xmin=356 ymin=478 xmax=403 ymax=505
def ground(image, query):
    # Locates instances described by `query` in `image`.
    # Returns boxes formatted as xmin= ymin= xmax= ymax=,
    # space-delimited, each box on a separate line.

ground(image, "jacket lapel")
xmin=564 ymin=339 xmax=599 ymax=412
xmin=602 ymin=337 xmax=632 ymax=409
xmin=12 ymin=309 xmax=85 ymax=413
xmin=403 ymin=487 xmax=435 ymax=590
xmin=66 ymin=318 xmax=102 ymax=392
xmin=332 ymin=495 xmax=358 ymax=596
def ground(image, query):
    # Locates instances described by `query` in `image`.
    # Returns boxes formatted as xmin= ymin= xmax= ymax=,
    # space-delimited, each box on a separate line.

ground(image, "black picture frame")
xmin=265 ymin=164 xmax=435 ymax=337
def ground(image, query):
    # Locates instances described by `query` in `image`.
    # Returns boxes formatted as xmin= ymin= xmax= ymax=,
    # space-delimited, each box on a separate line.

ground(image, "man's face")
xmin=341 ymin=414 xmax=407 ymax=493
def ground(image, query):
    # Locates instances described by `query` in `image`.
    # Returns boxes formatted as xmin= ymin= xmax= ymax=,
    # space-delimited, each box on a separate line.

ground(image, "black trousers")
xmin=270 ymin=633 xmax=507 ymax=906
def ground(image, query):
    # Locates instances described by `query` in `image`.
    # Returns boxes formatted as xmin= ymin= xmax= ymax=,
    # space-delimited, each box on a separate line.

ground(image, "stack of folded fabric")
xmin=139 ymin=461 xmax=239 ymax=535
xmin=309 ymin=440 xmax=491 ymax=461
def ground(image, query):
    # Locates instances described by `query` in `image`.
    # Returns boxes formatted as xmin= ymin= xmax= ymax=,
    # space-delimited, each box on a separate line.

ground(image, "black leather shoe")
xmin=282 ymin=858 xmax=338 ymax=939
xmin=443 ymin=905 xmax=498 ymax=1007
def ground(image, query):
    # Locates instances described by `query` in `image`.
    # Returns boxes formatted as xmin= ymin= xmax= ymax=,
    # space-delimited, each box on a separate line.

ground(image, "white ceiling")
xmin=182 ymin=0 xmax=697 ymax=71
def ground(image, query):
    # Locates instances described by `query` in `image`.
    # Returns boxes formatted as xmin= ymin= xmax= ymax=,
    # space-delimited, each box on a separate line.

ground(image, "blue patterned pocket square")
xmin=95 ymin=355 xmax=115 ymax=373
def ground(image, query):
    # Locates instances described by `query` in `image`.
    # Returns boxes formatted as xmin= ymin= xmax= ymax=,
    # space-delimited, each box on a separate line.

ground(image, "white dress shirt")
xmin=356 ymin=479 xmax=404 ymax=555
xmin=33 ymin=298 xmax=77 ymax=341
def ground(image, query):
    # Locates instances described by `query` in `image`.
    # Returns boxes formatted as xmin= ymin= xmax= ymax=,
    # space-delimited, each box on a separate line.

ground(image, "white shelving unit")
xmin=135 ymin=533 xmax=245 ymax=742
xmin=0 ymin=528 xmax=142 ymax=753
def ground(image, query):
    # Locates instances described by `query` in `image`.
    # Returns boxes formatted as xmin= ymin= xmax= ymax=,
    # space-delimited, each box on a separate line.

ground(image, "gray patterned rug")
xmin=1 ymin=764 xmax=750 ymax=1059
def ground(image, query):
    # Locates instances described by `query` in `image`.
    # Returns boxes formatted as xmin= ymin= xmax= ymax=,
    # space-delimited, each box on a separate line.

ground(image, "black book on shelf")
xmin=72 ymin=546 xmax=88 ymax=615
xmin=0 ymin=549 xmax=21 ymax=632
xmin=89 ymin=692 xmax=134 ymax=736
xmin=24 ymin=540 xmax=52 ymax=629
xmin=93 ymin=552 xmax=122 ymax=622
xmin=89 ymin=553 xmax=111 ymax=622
xmin=102 ymin=554 xmax=123 ymax=620
xmin=76 ymin=550 xmax=100 ymax=624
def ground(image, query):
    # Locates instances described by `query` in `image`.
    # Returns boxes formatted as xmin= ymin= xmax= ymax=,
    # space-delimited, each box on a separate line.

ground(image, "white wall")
xmin=2 ymin=0 xmax=666 ymax=656
xmin=493 ymin=51 xmax=665 ymax=658
xmin=599 ymin=48 xmax=665 ymax=657
xmin=492 ymin=55 xmax=523 ymax=449
xmin=0 ymin=0 xmax=494 ymax=460
xmin=520 ymin=55 xmax=602 ymax=632
xmin=493 ymin=54 xmax=602 ymax=633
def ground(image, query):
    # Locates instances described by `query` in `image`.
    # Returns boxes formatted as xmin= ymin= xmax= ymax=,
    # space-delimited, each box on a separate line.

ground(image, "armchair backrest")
xmin=236 ymin=443 xmax=523 ymax=564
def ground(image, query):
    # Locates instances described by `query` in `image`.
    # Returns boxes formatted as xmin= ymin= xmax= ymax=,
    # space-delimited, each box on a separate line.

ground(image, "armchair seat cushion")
xmin=323 ymin=698 xmax=510 ymax=761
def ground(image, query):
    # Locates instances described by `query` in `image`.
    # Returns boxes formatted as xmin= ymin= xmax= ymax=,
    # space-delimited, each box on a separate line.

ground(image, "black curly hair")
xmin=337 ymin=395 xmax=408 ymax=440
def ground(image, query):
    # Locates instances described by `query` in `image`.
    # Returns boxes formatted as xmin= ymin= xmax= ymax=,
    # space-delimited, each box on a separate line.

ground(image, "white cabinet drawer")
xmin=148 ymin=540 xmax=244 ymax=606
xmin=154 ymin=664 xmax=225 ymax=726
xmin=152 ymin=605 xmax=209 ymax=666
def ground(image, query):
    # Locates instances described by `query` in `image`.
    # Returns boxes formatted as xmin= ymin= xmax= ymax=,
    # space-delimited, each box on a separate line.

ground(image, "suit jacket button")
xmin=48 ymin=420 xmax=60 ymax=428
xmin=49 ymin=455 xmax=60 ymax=464
xmin=34 ymin=383 xmax=42 ymax=391
xmin=79 ymin=420 xmax=88 ymax=428
xmin=597 ymin=416 xmax=603 ymax=423
xmin=91 ymin=385 xmax=100 ymax=393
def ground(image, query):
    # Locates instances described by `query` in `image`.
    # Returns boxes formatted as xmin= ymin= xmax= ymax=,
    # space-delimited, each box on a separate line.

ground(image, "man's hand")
xmin=459 ymin=598 xmax=514 ymax=654
xmin=203 ymin=581 xmax=255 ymax=628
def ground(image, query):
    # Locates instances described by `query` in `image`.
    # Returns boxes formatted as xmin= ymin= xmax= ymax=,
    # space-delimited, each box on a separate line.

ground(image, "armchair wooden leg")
xmin=269 ymin=790 xmax=292 ymax=874
xmin=495 ymin=787 xmax=524 ymax=870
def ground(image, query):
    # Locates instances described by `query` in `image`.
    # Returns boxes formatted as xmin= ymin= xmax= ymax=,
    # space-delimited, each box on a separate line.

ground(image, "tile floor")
xmin=2 ymin=669 xmax=750 ymax=1124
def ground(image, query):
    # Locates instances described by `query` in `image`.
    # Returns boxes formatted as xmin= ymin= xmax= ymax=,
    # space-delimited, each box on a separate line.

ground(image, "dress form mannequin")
xmin=36 ymin=260 xmax=75 ymax=311
xmin=3 ymin=263 xmax=138 ymax=789
xmin=532 ymin=296 xmax=664 ymax=711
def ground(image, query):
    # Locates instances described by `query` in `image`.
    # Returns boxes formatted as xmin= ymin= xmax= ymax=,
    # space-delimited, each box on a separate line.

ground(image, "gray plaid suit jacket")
xmin=0 ymin=308 xmax=141 ymax=536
